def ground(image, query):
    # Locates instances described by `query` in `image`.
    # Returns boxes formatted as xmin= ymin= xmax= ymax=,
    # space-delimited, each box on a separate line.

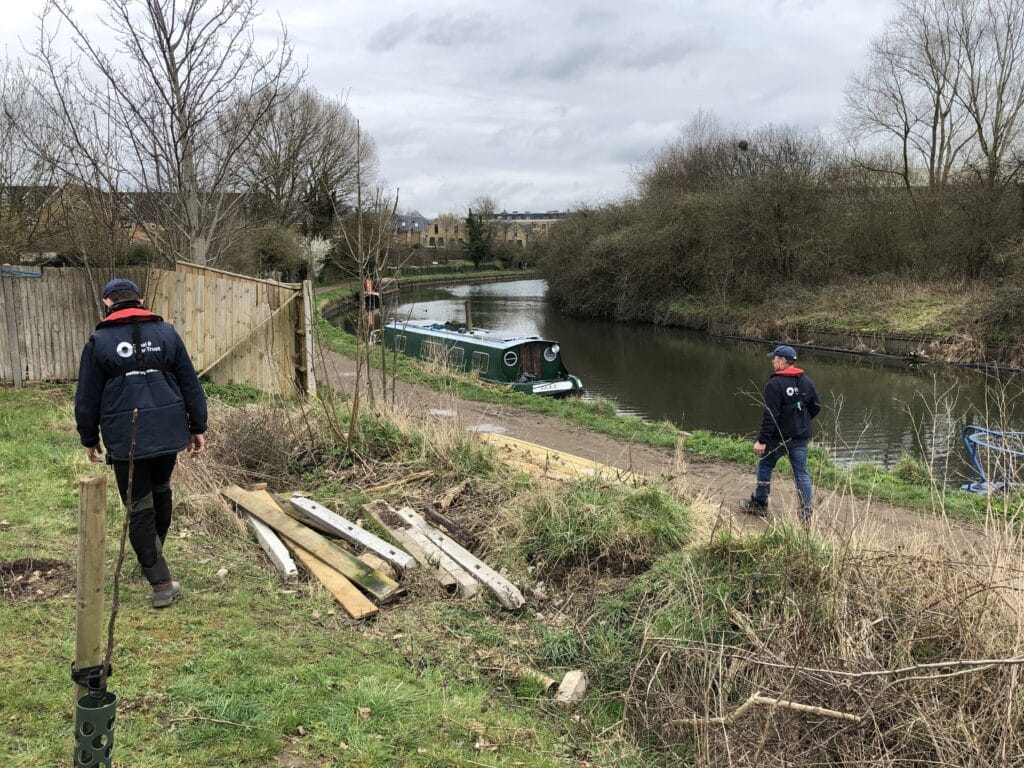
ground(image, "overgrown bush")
xmin=518 ymin=479 xmax=692 ymax=579
xmin=589 ymin=526 xmax=1024 ymax=766
xmin=536 ymin=117 xmax=1024 ymax=322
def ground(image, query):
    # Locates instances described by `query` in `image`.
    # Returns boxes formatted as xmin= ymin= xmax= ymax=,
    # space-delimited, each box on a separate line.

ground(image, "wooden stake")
xmin=75 ymin=475 xmax=107 ymax=702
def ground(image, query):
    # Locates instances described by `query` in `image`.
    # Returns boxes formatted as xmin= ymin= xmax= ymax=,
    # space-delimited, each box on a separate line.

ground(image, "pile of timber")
xmin=478 ymin=432 xmax=643 ymax=485
xmin=220 ymin=485 xmax=524 ymax=619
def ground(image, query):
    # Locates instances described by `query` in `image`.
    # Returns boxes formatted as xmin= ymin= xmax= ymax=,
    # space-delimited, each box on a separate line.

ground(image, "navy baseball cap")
xmin=768 ymin=344 xmax=797 ymax=360
xmin=102 ymin=278 xmax=141 ymax=298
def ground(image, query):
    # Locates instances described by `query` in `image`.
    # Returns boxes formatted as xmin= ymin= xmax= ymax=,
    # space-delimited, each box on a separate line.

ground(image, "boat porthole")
xmin=503 ymin=351 xmax=518 ymax=367
xmin=543 ymin=344 xmax=559 ymax=362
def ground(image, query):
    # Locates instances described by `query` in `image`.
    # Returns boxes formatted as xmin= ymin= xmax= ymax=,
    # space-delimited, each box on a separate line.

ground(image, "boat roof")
xmin=385 ymin=319 xmax=556 ymax=351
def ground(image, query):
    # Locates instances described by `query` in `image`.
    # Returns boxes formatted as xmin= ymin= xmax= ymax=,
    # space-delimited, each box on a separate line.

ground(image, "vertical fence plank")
xmin=1 ymin=276 xmax=24 ymax=387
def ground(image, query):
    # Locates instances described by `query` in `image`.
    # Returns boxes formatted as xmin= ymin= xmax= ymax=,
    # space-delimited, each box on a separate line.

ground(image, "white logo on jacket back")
xmin=786 ymin=386 xmax=799 ymax=397
xmin=116 ymin=342 xmax=133 ymax=358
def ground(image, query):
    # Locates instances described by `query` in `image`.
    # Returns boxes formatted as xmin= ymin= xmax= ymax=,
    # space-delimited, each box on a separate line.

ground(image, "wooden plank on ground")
xmin=220 ymin=485 xmax=402 ymax=603
xmin=362 ymin=501 xmax=460 ymax=593
xmin=287 ymin=495 xmax=416 ymax=571
xmin=394 ymin=507 xmax=525 ymax=610
xmin=288 ymin=542 xmax=378 ymax=620
xmin=243 ymin=513 xmax=298 ymax=582
xmin=401 ymin=524 xmax=480 ymax=598
xmin=479 ymin=432 xmax=643 ymax=485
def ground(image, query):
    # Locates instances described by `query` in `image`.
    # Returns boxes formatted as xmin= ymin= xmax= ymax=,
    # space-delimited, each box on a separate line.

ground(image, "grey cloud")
xmin=367 ymin=11 xmax=502 ymax=53
xmin=509 ymin=35 xmax=701 ymax=82
xmin=366 ymin=14 xmax=419 ymax=52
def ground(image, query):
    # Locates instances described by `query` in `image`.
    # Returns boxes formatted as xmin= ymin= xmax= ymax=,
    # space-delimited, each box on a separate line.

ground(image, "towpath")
xmin=316 ymin=348 xmax=1009 ymax=555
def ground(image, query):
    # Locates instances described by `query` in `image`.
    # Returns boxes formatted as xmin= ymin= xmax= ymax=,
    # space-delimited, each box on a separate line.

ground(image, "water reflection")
xmin=389 ymin=279 xmax=1024 ymax=471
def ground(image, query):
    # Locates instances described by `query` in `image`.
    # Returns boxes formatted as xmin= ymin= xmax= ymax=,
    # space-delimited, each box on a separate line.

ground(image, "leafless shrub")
xmin=622 ymin=527 xmax=1024 ymax=767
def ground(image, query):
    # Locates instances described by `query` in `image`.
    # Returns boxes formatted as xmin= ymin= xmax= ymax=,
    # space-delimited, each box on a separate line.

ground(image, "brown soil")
xmin=316 ymin=348 xmax=1001 ymax=555
xmin=0 ymin=557 xmax=74 ymax=602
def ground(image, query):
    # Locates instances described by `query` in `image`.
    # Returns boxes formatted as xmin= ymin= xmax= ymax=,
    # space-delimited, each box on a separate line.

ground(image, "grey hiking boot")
xmin=738 ymin=497 xmax=769 ymax=518
xmin=142 ymin=557 xmax=181 ymax=608
xmin=151 ymin=580 xmax=182 ymax=609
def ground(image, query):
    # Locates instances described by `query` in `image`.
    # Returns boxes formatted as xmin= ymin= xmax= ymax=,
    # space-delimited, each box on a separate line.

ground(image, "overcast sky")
xmin=4 ymin=0 xmax=897 ymax=218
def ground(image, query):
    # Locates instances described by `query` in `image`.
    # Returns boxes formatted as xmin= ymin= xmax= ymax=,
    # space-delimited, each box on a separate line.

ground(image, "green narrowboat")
xmin=381 ymin=320 xmax=584 ymax=396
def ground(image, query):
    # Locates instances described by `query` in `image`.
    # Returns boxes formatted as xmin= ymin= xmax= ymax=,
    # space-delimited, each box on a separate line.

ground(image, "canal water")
xmin=388 ymin=278 xmax=1024 ymax=474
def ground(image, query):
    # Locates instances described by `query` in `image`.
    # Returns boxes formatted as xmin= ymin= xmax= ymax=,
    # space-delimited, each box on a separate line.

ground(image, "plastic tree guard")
xmin=74 ymin=690 xmax=117 ymax=767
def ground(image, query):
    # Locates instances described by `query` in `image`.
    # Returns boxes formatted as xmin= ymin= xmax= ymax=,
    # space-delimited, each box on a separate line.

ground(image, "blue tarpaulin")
xmin=1 ymin=265 xmax=43 ymax=279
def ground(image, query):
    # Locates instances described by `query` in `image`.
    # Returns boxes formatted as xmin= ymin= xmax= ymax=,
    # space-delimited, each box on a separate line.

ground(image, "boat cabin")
xmin=381 ymin=320 xmax=583 ymax=396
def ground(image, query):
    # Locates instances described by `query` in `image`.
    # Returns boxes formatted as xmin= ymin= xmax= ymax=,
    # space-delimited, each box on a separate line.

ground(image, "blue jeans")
xmin=754 ymin=439 xmax=812 ymax=517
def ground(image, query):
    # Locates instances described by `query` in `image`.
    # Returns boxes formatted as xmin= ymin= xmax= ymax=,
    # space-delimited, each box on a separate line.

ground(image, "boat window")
xmin=422 ymin=341 xmax=447 ymax=363
xmin=396 ymin=334 xmax=407 ymax=352
xmin=472 ymin=351 xmax=489 ymax=373
xmin=503 ymin=350 xmax=518 ymax=368
xmin=543 ymin=344 xmax=559 ymax=362
xmin=448 ymin=347 xmax=465 ymax=368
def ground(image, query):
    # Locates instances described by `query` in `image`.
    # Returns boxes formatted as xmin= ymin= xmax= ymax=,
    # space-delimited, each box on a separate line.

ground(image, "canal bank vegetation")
xmin=683 ymin=430 xmax=1024 ymax=524
xmin=533 ymin=0 xmax=1024 ymax=368
xmin=6 ymin=385 xmax=1024 ymax=767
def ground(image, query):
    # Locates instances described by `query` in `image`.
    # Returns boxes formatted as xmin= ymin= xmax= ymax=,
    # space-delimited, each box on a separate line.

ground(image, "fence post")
xmin=1 ymin=275 xmax=24 ymax=388
xmin=75 ymin=475 xmax=107 ymax=702
xmin=300 ymin=280 xmax=316 ymax=396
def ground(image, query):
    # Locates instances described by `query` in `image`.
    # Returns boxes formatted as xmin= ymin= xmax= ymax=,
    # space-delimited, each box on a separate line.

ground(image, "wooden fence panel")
xmin=1 ymin=262 xmax=311 ymax=396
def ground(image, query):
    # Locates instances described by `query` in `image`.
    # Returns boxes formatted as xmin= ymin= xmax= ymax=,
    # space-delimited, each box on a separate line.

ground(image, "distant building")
xmin=391 ymin=209 xmax=567 ymax=249
xmin=392 ymin=211 xmax=429 ymax=246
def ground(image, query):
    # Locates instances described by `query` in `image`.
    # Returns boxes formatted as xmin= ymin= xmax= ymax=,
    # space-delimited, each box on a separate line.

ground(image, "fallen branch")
xmin=674 ymin=691 xmax=862 ymax=727
xmin=364 ymin=470 xmax=434 ymax=495
xmin=436 ymin=479 xmax=470 ymax=510
xmin=645 ymin=637 xmax=1024 ymax=680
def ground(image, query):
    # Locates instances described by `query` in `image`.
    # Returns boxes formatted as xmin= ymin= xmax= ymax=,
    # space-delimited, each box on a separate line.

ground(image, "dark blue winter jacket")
xmin=756 ymin=366 xmax=821 ymax=444
xmin=75 ymin=307 xmax=207 ymax=462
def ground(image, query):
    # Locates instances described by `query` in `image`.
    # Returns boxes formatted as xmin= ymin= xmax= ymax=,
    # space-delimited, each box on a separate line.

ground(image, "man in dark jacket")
xmin=739 ymin=344 xmax=821 ymax=522
xmin=75 ymin=278 xmax=207 ymax=608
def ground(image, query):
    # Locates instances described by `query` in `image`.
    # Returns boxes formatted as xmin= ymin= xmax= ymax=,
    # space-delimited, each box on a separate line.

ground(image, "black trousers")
xmin=113 ymin=453 xmax=178 ymax=572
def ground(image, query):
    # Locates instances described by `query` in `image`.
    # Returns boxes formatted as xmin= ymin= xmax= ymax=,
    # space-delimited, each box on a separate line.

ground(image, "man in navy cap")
xmin=739 ymin=344 xmax=821 ymax=522
xmin=75 ymin=278 xmax=207 ymax=608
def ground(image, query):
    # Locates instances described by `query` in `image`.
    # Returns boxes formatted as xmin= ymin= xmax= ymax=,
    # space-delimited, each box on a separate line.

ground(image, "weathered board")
xmin=362 ymin=501 xmax=460 ymax=593
xmin=401 ymin=523 xmax=480 ymax=598
xmin=244 ymin=513 xmax=298 ymax=582
xmin=478 ymin=432 xmax=643 ymax=485
xmin=288 ymin=542 xmax=378 ymax=620
xmin=393 ymin=506 xmax=524 ymax=610
xmin=220 ymin=485 xmax=402 ymax=603
xmin=287 ymin=495 xmax=416 ymax=571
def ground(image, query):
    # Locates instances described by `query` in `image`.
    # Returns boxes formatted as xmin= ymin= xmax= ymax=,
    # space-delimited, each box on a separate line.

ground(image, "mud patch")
xmin=0 ymin=558 xmax=74 ymax=602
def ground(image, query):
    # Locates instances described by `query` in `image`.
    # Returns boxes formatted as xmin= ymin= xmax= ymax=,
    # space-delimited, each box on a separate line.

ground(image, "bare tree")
xmin=8 ymin=55 xmax=144 ymax=295
xmin=0 ymin=62 xmax=59 ymax=262
xmin=33 ymin=0 xmax=299 ymax=266
xmin=233 ymin=87 xmax=376 ymax=234
xmin=951 ymin=0 xmax=1024 ymax=187
xmin=845 ymin=0 xmax=974 ymax=191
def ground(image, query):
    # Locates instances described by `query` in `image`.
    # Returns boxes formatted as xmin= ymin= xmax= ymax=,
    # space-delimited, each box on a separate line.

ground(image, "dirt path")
xmin=316 ymin=348 xmax=1004 ymax=555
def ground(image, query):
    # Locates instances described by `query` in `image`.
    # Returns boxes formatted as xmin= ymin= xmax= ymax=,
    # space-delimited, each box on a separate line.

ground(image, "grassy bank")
xmin=4 ymin=386 xmax=1021 ymax=767
xmin=0 ymin=386 xmax=655 ymax=767
xmin=662 ymin=276 xmax=1024 ymax=366
xmin=683 ymin=430 xmax=1024 ymax=524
